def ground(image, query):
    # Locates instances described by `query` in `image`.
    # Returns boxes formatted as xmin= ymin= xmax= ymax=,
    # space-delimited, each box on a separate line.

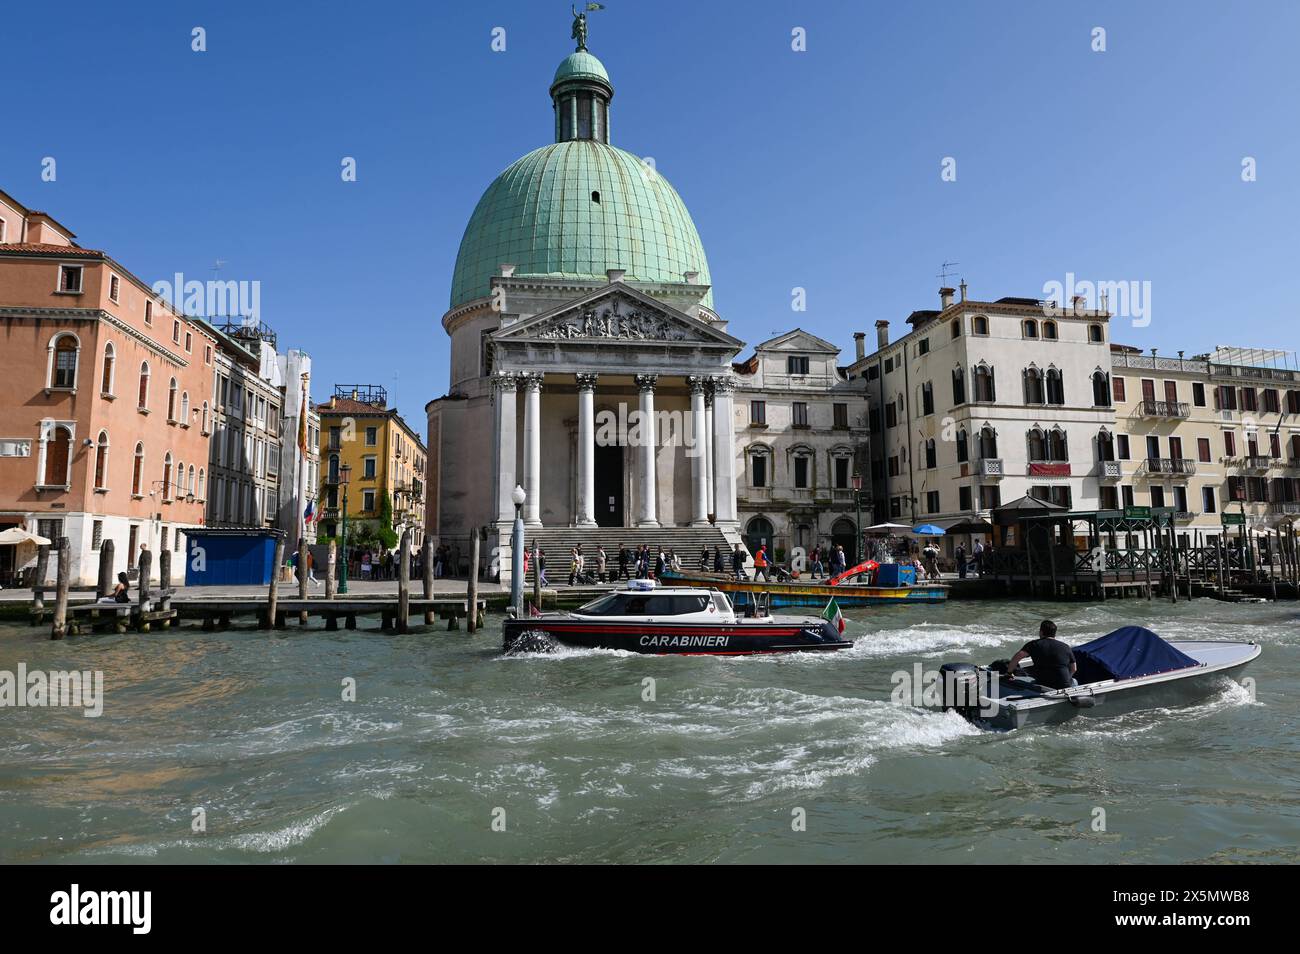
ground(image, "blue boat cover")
xmin=1073 ymin=627 xmax=1199 ymax=683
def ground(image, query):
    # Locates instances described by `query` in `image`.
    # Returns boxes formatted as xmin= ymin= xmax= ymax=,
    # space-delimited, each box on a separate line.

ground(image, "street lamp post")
xmin=338 ymin=463 xmax=352 ymax=595
xmin=851 ymin=471 xmax=864 ymax=564
xmin=511 ymin=485 xmax=526 ymax=616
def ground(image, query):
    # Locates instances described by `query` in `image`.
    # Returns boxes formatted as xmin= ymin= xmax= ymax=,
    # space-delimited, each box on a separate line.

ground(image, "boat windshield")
xmin=575 ymin=593 xmax=713 ymax=616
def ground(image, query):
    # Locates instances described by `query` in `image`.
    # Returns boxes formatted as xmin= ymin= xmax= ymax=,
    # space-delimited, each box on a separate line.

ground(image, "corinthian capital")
xmin=520 ymin=372 xmax=545 ymax=392
xmin=575 ymin=372 xmax=599 ymax=391
xmin=492 ymin=371 xmax=520 ymax=392
xmin=686 ymin=374 xmax=708 ymax=395
xmin=709 ymin=374 xmax=736 ymax=396
xmin=634 ymin=373 xmax=659 ymax=393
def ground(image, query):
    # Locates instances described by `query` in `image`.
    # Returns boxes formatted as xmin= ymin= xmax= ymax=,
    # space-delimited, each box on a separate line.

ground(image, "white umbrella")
xmin=0 ymin=527 xmax=51 ymax=546
xmin=865 ymin=522 xmax=911 ymax=534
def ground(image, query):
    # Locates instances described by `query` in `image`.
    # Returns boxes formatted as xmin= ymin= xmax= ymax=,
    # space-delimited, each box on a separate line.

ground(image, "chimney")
xmin=875 ymin=320 xmax=890 ymax=350
xmin=1072 ymin=294 xmax=1085 ymax=314
xmin=940 ymin=287 xmax=955 ymax=310
xmin=499 ymin=263 xmax=516 ymax=277
xmin=959 ymin=280 xmax=967 ymax=301
xmin=607 ymin=268 xmax=626 ymax=283
xmin=853 ymin=331 xmax=866 ymax=361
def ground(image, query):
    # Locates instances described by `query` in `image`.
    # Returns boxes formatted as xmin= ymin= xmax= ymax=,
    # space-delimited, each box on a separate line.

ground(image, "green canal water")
xmin=1 ymin=599 xmax=1296 ymax=864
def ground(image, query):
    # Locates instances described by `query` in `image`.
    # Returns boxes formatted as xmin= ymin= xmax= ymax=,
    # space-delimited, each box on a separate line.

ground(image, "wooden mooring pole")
xmin=532 ymin=540 xmax=541 ymax=612
xmin=266 ymin=536 xmax=285 ymax=629
xmin=137 ymin=548 xmax=152 ymax=631
xmin=96 ymin=538 xmax=115 ymax=600
xmin=465 ymin=533 xmax=480 ymax=633
xmin=159 ymin=548 xmax=173 ymax=624
xmin=326 ymin=540 xmax=337 ymax=600
xmin=31 ymin=542 xmax=51 ymax=619
xmin=298 ymin=537 xmax=310 ymax=624
xmin=422 ymin=539 xmax=435 ymax=624
xmin=396 ymin=529 xmax=412 ymax=634
xmin=50 ymin=537 xmax=71 ymax=640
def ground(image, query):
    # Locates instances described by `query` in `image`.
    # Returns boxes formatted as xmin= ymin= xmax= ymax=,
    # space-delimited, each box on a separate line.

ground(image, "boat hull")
xmin=502 ymin=617 xmax=852 ymax=655
xmin=661 ymin=571 xmax=947 ymax=607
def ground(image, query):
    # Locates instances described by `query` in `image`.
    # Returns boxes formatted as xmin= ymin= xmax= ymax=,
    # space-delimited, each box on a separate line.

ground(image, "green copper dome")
xmin=450 ymin=140 xmax=713 ymax=308
xmin=552 ymin=50 xmax=610 ymax=87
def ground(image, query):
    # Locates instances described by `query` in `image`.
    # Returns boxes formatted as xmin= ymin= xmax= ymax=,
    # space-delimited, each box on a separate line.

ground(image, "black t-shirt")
xmin=1020 ymin=637 xmax=1076 ymax=689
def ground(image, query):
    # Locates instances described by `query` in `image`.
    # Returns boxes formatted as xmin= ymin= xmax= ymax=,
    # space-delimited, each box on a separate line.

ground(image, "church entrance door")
xmin=594 ymin=442 xmax=624 ymax=527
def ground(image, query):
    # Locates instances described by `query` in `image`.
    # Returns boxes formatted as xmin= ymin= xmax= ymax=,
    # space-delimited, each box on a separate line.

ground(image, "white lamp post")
xmin=511 ymin=484 xmax=526 ymax=616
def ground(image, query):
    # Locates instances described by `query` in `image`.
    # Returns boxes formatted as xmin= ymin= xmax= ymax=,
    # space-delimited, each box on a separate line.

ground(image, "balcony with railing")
xmin=1141 ymin=457 xmax=1196 ymax=478
xmin=1240 ymin=455 xmax=1272 ymax=472
xmin=1138 ymin=398 xmax=1190 ymax=419
xmin=1270 ymin=502 xmax=1300 ymax=515
xmin=979 ymin=458 xmax=1004 ymax=478
xmin=1096 ymin=460 xmax=1122 ymax=479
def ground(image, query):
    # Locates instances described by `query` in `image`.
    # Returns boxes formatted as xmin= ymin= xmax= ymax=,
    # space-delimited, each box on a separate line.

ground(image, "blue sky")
xmin=4 ymin=0 xmax=1298 ymax=417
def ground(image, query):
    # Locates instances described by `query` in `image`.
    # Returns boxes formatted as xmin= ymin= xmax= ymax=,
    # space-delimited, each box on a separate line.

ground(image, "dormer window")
xmin=591 ymin=191 xmax=601 ymax=204
xmin=787 ymin=355 xmax=809 ymax=375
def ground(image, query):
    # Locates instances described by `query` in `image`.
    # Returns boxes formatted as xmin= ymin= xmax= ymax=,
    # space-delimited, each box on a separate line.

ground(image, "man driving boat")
xmin=1006 ymin=620 xmax=1077 ymax=689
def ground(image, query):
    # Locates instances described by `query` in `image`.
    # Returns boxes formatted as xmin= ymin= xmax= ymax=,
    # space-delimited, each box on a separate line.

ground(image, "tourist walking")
xmin=731 ymin=543 xmax=746 ymax=580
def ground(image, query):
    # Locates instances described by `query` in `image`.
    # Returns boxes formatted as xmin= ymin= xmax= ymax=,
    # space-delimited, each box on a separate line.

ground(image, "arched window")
xmin=748 ymin=445 xmax=771 ymax=488
xmin=162 ymin=452 xmax=174 ymax=501
xmin=328 ymin=453 xmax=340 ymax=484
xmin=132 ymin=442 xmax=144 ymax=495
xmin=1097 ymin=429 xmax=1115 ymax=462
xmin=168 ymin=378 xmax=178 ymax=421
xmin=1048 ymin=428 xmax=1069 ymax=462
xmin=1045 ymin=367 xmax=1065 ymax=405
xmin=979 ymin=426 xmax=998 ymax=460
xmin=924 ymin=438 xmax=937 ymax=469
xmin=1043 ymin=320 xmax=1058 ymax=340
xmin=1092 ymin=370 xmax=1111 ymax=407
xmin=187 ymin=464 xmax=196 ymax=497
xmin=48 ymin=333 xmax=80 ymax=390
xmin=93 ymin=431 xmax=109 ymax=490
xmin=198 ymin=468 xmax=206 ymax=500
xmin=973 ymin=363 xmax=996 ymax=402
xmin=138 ymin=362 xmax=151 ymax=410
xmin=972 ymin=315 xmax=989 ymax=335
xmin=101 ymin=342 xmax=116 ymax=395
xmin=1028 ymin=427 xmax=1047 ymax=462
xmin=41 ymin=423 xmax=73 ymax=487
xmin=951 ymin=366 xmax=966 ymax=404
xmin=181 ymin=391 xmax=190 ymax=424
xmin=1088 ymin=323 xmax=1104 ymax=343
xmin=1023 ymin=319 xmax=1038 ymax=338
xmin=201 ymin=401 xmax=210 ymax=434
xmin=1024 ymin=367 xmax=1045 ymax=405
xmin=956 ymin=428 xmax=969 ymax=463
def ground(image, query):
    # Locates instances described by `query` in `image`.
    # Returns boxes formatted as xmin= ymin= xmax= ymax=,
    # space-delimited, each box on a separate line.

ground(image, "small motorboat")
xmin=502 ymin=580 xmax=852 ymax=655
xmin=931 ymin=626 xmax=1260 ymax=730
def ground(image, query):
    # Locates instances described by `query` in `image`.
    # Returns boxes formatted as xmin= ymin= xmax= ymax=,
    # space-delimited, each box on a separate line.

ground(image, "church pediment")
xmin=494 ymin=284 xmax=741 ymax=349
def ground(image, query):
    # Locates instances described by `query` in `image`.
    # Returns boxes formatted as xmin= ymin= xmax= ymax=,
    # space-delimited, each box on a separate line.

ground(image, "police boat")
xmin=931 ymin=626 xmax=1260 ymax=731
xmin=502 ymin=579 xmax=852 ymax=655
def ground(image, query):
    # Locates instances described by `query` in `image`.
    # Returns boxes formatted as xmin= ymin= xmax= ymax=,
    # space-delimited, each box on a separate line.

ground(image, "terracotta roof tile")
xmin=0 ymin=242 xmax=100 ymax=257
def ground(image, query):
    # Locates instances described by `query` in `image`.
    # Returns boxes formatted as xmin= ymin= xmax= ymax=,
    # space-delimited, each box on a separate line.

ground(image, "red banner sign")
xmin=1028 ymin=463 xmax=1071 ymax=477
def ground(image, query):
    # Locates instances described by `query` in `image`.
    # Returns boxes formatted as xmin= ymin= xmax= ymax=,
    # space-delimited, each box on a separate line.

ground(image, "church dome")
xmin=449 ymin=47 xmax=712 ymax=309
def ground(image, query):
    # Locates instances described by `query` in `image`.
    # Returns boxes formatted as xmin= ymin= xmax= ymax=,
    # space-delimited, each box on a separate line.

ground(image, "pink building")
xmin=0 ymin=188 xmax=216 ymax=585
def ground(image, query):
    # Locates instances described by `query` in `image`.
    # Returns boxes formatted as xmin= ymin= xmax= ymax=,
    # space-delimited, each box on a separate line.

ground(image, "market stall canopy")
xmin=942 ymin=518 xmax=994 ymax=535
xmin=991 ymin=495 xmax=1066 ymax=526
xmin=865 ymin=522 xmax=911 ymax=534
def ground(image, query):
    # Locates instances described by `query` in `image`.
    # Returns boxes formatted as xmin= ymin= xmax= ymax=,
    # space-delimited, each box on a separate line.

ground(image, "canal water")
xmin=1 ymin=598 xmax=1296 ymax=863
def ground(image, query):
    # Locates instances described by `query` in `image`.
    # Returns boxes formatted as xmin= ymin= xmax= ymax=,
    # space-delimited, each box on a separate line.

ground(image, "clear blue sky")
xmin=4 ymin=0 xmax=1298 ymax=417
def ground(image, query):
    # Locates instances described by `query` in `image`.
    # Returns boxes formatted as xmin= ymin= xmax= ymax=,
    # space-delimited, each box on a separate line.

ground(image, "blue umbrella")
xmin=912 ymin=524 xmax=946 ymax=536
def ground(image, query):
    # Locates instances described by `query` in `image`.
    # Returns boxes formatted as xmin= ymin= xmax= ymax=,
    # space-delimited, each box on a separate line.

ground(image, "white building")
xmin=850 ymin=286 xmax=1116 ymax=552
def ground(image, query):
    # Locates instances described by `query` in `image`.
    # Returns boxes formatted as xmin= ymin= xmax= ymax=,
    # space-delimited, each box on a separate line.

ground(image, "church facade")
xmin=424 ymin=37 xmax=870 ymax=580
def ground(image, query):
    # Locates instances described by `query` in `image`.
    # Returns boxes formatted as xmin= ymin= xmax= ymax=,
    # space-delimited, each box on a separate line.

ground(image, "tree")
xmin=376 ymin=489 xmax=398 ymax=549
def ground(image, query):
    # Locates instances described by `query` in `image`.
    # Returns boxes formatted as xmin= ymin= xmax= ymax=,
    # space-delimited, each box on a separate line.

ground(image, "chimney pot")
xmin=959 ymin=280 xmax=967 ymax=301
xmin=940 ymin=287 xmax=956 ymax=310
xmin=853 ymin=331 xmax=866 ymax=361
xmin=875 ymin=320 xmax=890 ymax=349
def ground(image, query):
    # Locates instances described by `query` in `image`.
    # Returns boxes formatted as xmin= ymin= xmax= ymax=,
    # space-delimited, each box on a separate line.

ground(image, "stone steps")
xmin=511 ymin=525 xmax=742 ymax=582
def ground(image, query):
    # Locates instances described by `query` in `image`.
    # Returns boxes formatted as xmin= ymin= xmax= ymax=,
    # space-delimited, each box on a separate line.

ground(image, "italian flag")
xmin=822 ymin=597 xmax=845 ymax=634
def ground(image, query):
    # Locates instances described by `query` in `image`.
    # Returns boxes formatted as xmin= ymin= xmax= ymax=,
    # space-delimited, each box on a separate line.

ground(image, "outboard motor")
xmin=938 ymin=662 xmax=983 ymax=714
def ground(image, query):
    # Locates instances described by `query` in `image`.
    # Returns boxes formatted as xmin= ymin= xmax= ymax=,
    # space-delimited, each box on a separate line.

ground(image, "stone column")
xmin=521 ymin=373 xmax=543 ymax=526
xmin=705 ymin=391 xmax=715 ymax=519
xmin=710 ymin=375 xmax=738 ymax=526
xmin=688 ymin=376 xmax=710 ymax=526
xmin=494 ymin=372 xmax=519 ymax=525
xmin=635 ymin=374 xmax=660 ymax=527
xmin=576 ymin=373 xmax=598 ymax=527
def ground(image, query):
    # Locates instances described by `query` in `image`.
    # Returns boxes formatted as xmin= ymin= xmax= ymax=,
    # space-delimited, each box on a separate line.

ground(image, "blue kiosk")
xmin=182 ymin=528 xmax=286 ymax=586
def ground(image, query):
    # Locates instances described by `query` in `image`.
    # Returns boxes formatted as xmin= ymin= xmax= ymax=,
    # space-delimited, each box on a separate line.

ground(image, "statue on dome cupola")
xmin=571 ymin=3 xmax=604 ymax=51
